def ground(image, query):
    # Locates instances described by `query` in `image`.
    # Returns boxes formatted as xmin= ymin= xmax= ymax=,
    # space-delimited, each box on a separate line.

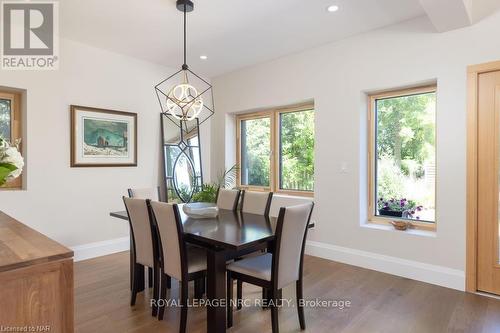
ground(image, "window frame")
xmin=236 ymin=103 xmax=314 ymax=197
xmin=0 ymin=91 xmax=22 ymax=190
xmin=367 ymin=85 xmax=437 ymax=231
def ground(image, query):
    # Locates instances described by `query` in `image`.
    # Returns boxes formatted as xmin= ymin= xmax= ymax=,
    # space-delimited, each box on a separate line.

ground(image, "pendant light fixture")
xmin=155 ymin=0 xmax=214 ymax=133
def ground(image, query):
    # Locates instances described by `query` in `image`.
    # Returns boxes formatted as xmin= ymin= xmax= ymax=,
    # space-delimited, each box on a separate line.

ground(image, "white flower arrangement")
xmin=0 ymin=137 xmax=24 ymax=186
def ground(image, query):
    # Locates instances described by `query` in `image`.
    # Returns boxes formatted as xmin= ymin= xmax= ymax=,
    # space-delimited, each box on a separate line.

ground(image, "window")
xmin=0 ymin=91 xmax=22 ymax=189
xmin=236 ymin=104 xmax=314 ymax=196
xmin=368 ymin=86 xmax=436 ymax=226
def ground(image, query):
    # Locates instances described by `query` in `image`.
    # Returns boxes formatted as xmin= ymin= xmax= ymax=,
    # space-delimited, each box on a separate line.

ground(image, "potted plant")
xmin=0 ymin=137 xmax=24 ymax=187
xmin=191 ymin=165 xmax=239 ymax=203
xmin=377 ymin=198 xmax=422 ymax=219
xmin=191 ymin=183 xmax=218 ymax=203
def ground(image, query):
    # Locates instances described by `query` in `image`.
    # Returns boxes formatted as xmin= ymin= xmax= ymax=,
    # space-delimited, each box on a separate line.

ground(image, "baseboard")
xmin=71 ymin=237 xmax=464 ymax=290
xmin=305 ymin=240 xmax=465 ymax=291
xmin=71 ymin=236 xmax=130 ymax=262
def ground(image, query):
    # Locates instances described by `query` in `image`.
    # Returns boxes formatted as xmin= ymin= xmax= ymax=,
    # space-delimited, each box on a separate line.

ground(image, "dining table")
xmin=110 ymin=204 xmax=314 ymax=333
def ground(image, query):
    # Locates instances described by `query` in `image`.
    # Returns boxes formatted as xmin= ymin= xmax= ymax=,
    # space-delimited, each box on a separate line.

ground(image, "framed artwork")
xmin=70 ymin=105 xmax=137 ymax=167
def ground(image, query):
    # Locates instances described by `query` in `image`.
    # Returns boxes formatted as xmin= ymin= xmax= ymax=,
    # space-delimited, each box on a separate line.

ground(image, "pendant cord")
xmin=183 ymin=3 xmax=187 ymax=67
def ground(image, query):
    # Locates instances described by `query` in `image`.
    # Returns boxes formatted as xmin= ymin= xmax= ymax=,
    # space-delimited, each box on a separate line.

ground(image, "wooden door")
xmin=477 ymin=69 xmax=500 ymax=295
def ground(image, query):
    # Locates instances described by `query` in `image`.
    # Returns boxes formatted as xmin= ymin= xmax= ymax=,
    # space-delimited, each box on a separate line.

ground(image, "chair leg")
xmin=158 ymin=273 xmax=168 ymax=321
xmin=129 ymin=240 xmax=134 ymax=291
xmin=296 ymin=280 xmax=305 ymax=330
xmin=148 ymin=267 xmax=153 ymax=288
xmin=152 ymin=265 xmax=160 ymax=317
xmin=227 ymin=272 xmax=234 ymax=328
xmin=237 ymin=280 xmax=243 ymax=310
xmin=130 ymin=263 xmax=140 ymax=306
xmin=166 ymin=274 xmax=172 ymax=289
xmin=270 ymin=289 xmax=279 ymax=333
xmin=276 ymin=288 xmax=283 ymax=306
xmin=180 ymin=280 xmax=188 ymax=333
xmin=262 ymin=288 xmax=269 ymax=308
xmin=194 ymin=278 xmax=204 ymax=299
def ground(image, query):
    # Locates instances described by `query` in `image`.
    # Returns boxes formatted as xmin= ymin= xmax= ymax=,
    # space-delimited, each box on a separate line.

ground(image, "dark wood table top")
xmin=111 ymin=206 xmax=314 ymax=252
xmin=0 ymin=211 xmax=73 ymax=272
xmin=111 ymin=207 xmax=278 ymax=251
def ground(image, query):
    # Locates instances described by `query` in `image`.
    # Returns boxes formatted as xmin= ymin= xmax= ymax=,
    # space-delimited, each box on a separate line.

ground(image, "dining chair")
xmin=226 ymin=202 xmax=314 ymax=333
xmin=216 ymin=188 xmax=241 ymax=211
xmin=240 ymin=190 xmax=273 ymax=216
xmin=235 ymin=190 xmax=274 ymax=298
xmin=122 ymin=197 xmax=160 ymax=317
xmin=149 ymin=200 xmax=207 ymax=333
xmin=128 ymin=187 xmax=161 ymax=201
xmin=128 ymin=187 xmax=170 ymax=290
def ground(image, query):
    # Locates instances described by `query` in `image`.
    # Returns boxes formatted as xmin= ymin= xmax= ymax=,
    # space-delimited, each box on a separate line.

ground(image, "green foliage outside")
xmin=280 ymin=110 xmax=314 ymax=191
xmin=376 ymin=92 xmax=436 ymax=221
xmin=241 ymin=118 xmax=270 ymax=186
xmin=241 ymin=110 xmax=315 ymax=191
xmin=0 ymin=100 xmax=11 ymax=139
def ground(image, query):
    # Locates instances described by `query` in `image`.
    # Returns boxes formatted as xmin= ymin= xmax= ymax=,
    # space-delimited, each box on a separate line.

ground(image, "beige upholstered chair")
xmin=216 ymin=188 xmax=241 ymax=211
xmin=122 ymin=197 xmax=159 ymax=316
xmin=240 ymin=190 xmax=273 ymax=215
xmin=226 ymin=203 xmax=314 ymax=333
xmin=128 ymin=187 xmax=166 ymax=291
xmin=150 ymin=201 xmax=207 ymax=333
xmin=235 ymin=190 xmax=273 ymax=295
xmin=128 ymin=187 xmax=161 ymax=201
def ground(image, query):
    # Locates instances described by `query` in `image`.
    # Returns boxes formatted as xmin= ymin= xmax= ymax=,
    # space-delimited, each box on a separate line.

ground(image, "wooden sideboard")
xmin=0 ymin=211 xmax=74 ymax=332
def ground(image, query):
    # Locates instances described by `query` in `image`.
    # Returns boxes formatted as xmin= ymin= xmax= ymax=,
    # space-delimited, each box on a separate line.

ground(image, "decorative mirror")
xmin=161 ymin=115 xmax=203 ymax=203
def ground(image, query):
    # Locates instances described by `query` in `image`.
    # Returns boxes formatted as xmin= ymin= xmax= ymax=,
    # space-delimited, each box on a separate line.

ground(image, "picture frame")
xmin=70 ymin=105 xmax=137 ymax=167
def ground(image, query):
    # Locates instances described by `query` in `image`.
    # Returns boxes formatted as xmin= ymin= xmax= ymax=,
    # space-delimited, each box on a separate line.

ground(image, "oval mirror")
xmin=173 ymin=151 xmax=196 ymax=202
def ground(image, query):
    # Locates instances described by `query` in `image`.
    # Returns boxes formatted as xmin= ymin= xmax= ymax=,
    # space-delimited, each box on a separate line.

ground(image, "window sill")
xmin=272 ymin=193 xmax=314 ymax=200
xmin=275 ymin=191 xmax=314 ymax=198
xmin=237 ymin=186 xmax=314 ymax=199
xmin=361 ymin=222 xmax=437 ymax=238
xmin=0 ymin=187 xmax=23 ymax=191
xmin=369 ymin=215 xmax=436 ymax=231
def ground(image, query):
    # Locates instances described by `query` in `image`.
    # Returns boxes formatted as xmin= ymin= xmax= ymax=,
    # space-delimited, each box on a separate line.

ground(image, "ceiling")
xmin=60 ymin=0 xmax=427 ymax=78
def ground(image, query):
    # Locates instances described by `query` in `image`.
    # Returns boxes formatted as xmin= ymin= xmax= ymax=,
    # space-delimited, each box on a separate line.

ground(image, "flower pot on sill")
xmin=390 ymin=220 xmax=411 ymax=231
xmin=378 ymin=209 xmax=403 ymax=218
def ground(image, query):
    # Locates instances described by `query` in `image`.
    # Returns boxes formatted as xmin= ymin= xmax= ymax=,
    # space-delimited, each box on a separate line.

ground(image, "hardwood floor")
xmin=75 ymin=251 xmax=500 ymax=333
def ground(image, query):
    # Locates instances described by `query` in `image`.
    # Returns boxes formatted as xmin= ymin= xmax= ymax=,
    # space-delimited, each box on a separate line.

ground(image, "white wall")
xmin=211 ymin=13 xmax=500 ymax=289
xmin=0 ymin=38 xmax=211 ymax=247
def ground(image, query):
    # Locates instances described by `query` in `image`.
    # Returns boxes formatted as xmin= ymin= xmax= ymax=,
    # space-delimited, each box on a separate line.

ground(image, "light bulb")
xmin=327 ymin=5 xmax=339 ymax=12
xmin=166 ymin=83 xmax=204 ymax=121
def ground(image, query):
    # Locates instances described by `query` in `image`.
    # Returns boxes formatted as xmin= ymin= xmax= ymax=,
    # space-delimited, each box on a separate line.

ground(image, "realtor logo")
xmin=1 ymin=1 xmax=59 ymax=70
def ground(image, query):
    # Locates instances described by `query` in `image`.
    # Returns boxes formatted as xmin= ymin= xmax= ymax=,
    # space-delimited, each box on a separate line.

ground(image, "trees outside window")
xmin=369 ymin=86 xmax=436 ymax=224
xmin=237 ymin=104 xmax=315 ymax=196
xmin=279 ymin=110 xmax=314 ymax=191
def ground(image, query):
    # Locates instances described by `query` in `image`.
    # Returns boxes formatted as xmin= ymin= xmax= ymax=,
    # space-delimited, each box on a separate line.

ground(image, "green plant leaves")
xmin=191 ymin=164 xmax=239 ymax=203
xmin=191 ymin=183 xmax=218 ymax=203
xmin=0 ymin=163 xmax=17 ymax=186
xmin=217 ymin=164 xmax=239 ymax=189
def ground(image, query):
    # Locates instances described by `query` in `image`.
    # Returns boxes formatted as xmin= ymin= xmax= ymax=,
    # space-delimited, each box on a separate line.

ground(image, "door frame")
xmin=466 ymin=60 xmax=500 ymax=292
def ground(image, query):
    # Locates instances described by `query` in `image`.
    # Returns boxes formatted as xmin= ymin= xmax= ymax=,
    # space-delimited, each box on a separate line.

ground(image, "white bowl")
xmin=183 ymin=202 xmax=219 ymax=219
